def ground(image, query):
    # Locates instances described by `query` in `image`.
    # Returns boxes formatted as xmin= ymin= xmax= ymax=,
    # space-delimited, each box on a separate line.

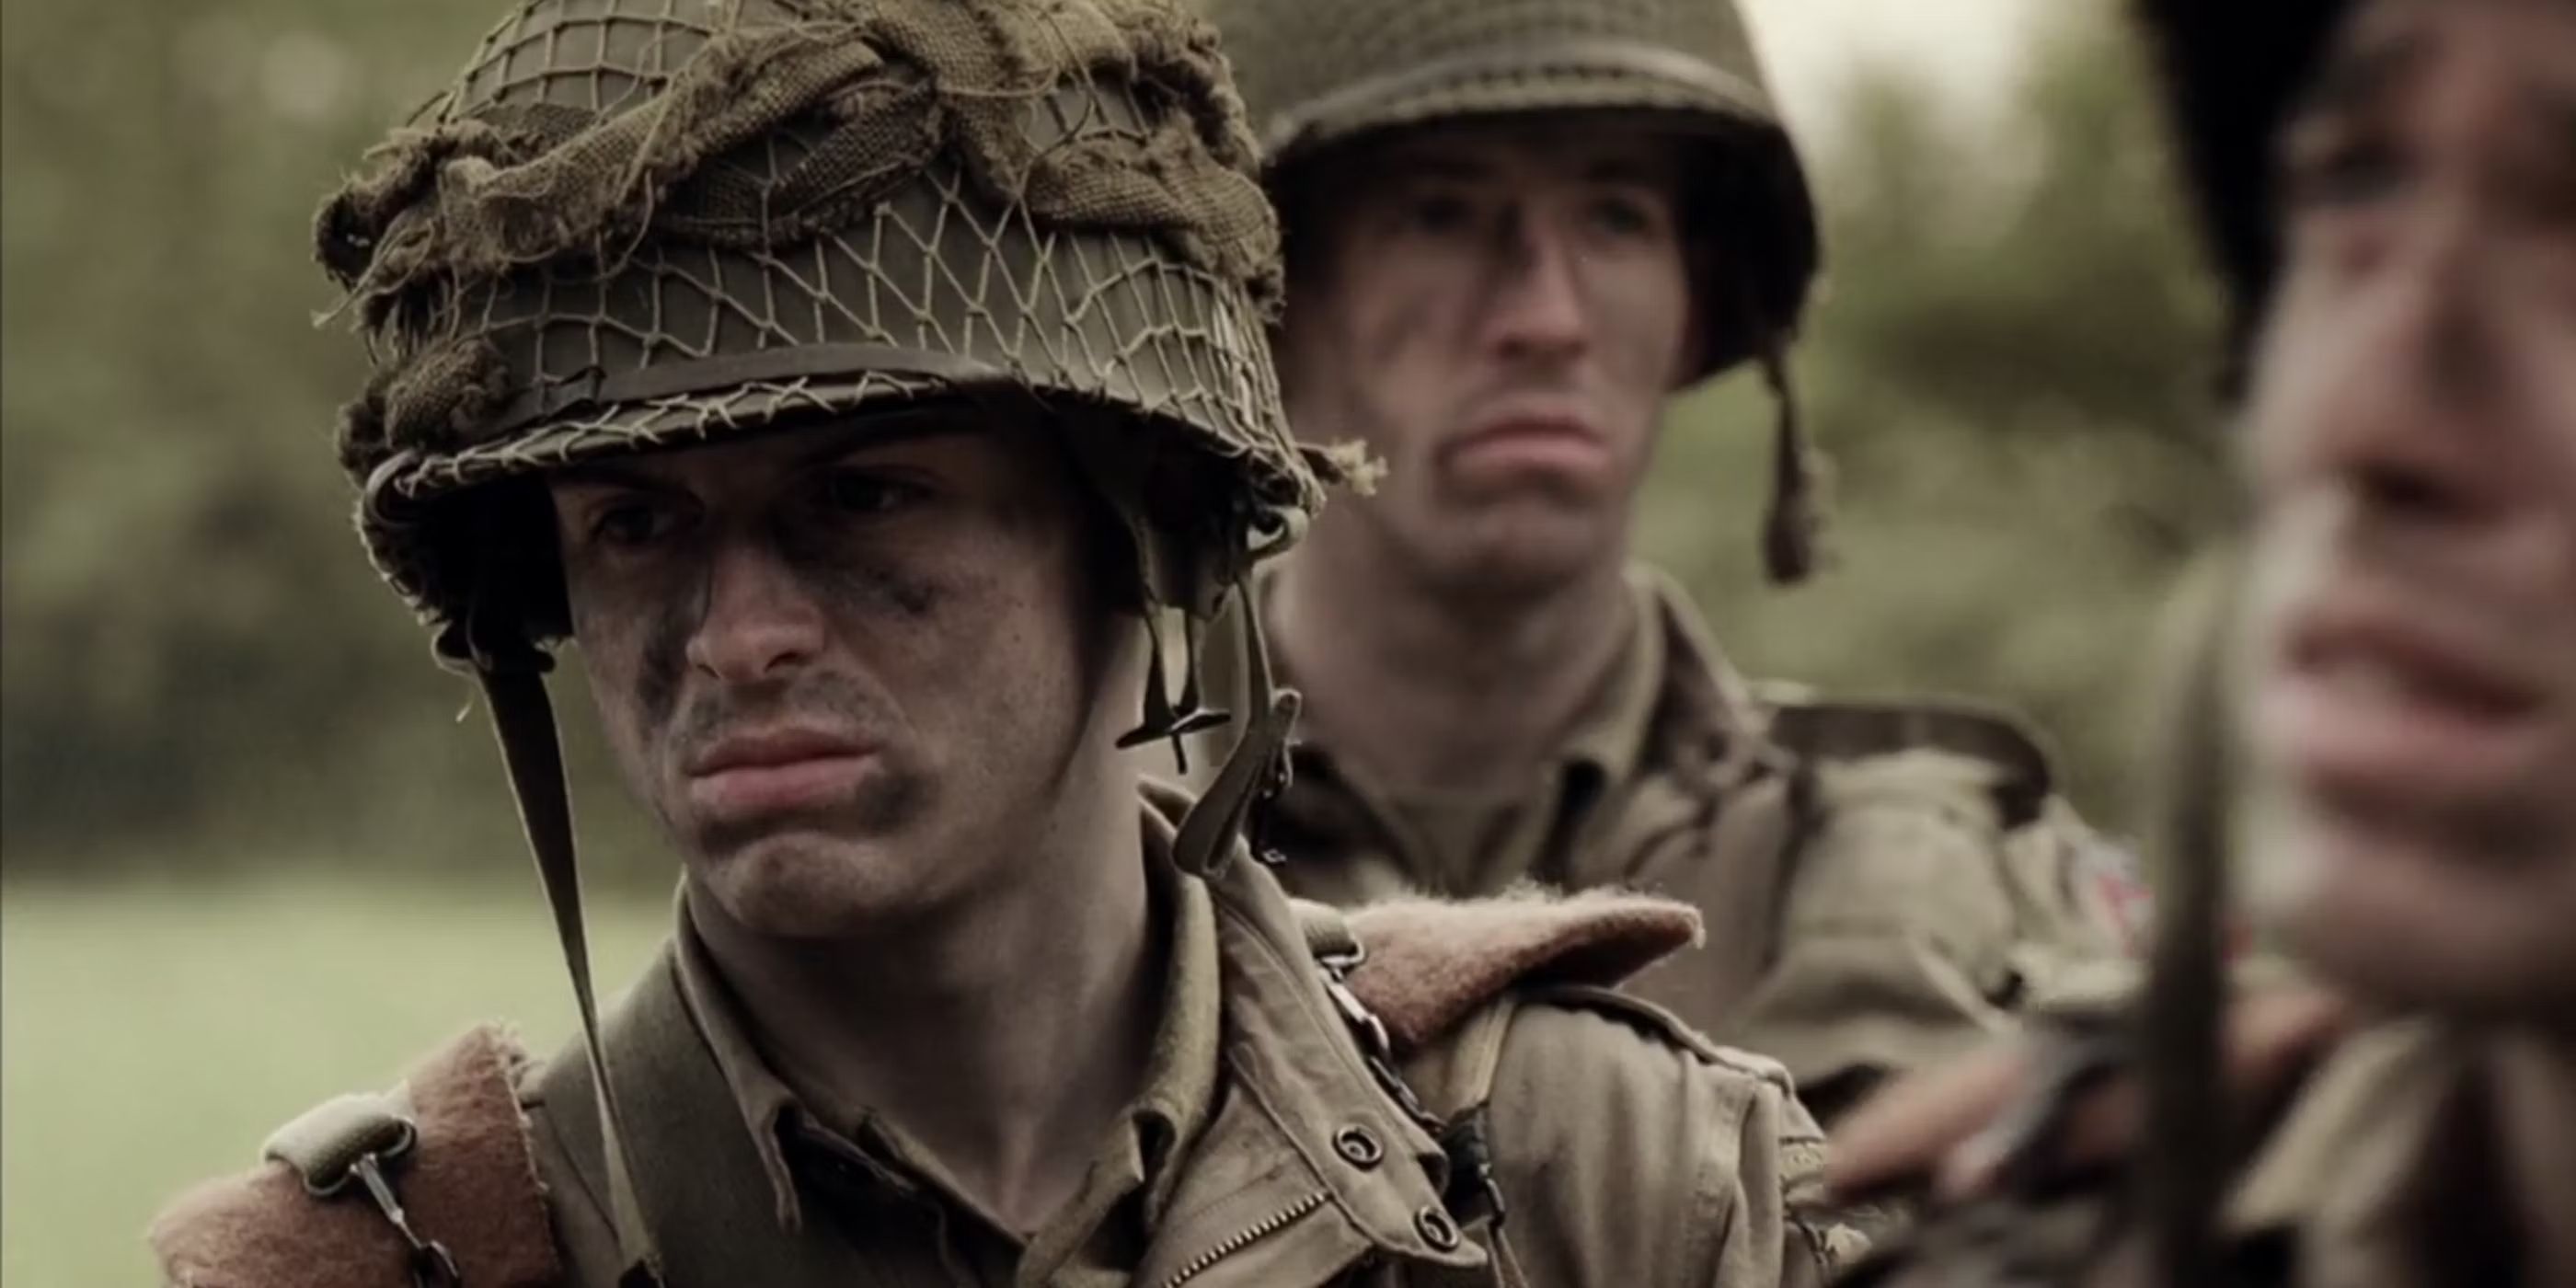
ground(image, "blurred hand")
xmin=1825 ymin=986 xmax=2355 ymax=1203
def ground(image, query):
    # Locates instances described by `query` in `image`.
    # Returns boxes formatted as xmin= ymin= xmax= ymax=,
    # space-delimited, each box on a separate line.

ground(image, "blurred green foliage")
xmin=1 ymin=880 xmax=669 ymax=1286
xmin=0 ymin=1 xmax=2225 ymax=877
xmin=1646 ymin=9 xmax=2230 ymax=814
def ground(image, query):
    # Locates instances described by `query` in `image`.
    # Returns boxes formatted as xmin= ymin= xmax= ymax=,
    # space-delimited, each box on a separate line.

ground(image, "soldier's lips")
xmin=1443 ymin=412 xmax=1610 ymax=480
xmin=684 ymin=729 xmax=878 ymax=819
xmin=2256 ymin=604 xmax=2555 ymax=817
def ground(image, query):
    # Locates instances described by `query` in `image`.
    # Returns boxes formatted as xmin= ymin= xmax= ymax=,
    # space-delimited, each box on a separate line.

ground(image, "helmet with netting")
xmin=316 ymin=7 xmax=1328 ymax=1261
xmin=1199 ymin=0 xmax=1828 ymax=581
xmin=321 ymin=0 xmax=1341 ymax=690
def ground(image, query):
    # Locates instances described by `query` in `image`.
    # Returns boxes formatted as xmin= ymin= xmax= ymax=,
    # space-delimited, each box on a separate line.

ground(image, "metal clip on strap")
xmin=264 ymin=1092 xmax=463 ymax=1287
xmin=1315 ymin=940 xmax=1393 ymax=1060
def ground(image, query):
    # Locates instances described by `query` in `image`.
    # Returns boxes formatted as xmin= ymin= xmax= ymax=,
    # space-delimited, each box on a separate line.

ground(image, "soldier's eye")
xmin=2284 ymin=135 xmax=2409 ymax=210
xmin=590 ymin=500 xmax=682 ymax=549
xmin=819 ymin=470 xmax=926 ymax=517
xmin=1586 ymin=193 xmax=1664 ymax=239
xmin=1397 ymin=191 xmax=1478 ymax=237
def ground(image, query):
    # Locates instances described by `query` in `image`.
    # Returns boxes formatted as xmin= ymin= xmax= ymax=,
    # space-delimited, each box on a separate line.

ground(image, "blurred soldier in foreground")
xmin=1832 ymin=0 xmax=2576 ymax=1282
xmin=144 ymin=1 xmax=1862 ymax=1284
xmin=1193 ymin=0 xmax=2138 ymax=1121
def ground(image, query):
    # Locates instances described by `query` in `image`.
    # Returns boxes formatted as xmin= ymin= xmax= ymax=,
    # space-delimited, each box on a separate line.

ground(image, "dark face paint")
xmin=618 ymin=523 xmax=942 ymax=739
xmin=548 ymin=411 xmax=1123 ymax=937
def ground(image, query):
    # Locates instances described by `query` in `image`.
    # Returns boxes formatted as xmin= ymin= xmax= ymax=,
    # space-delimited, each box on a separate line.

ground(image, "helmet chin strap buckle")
xmin=1168 ymin=581 xmax=1303 ymax=876
xmin=1117 ymin=595 xmax=1240 ymax=773
xmin=1170 ymin=687 xmax=1301 ymax=878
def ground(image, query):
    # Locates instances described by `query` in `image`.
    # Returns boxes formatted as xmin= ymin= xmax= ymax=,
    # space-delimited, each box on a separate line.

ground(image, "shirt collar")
xmin=1268 ymin=562 xmax=1762 ymax=802
xmin=667 ymin=803 xmax=1225 ymax=1236
xmin=1554 ymin=567 xmax=1669 ymax=789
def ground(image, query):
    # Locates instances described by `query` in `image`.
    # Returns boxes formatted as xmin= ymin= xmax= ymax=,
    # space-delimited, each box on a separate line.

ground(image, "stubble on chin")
xmin=1406 ymin=497 xmax=1617 ymax=599
xmin=674 ymin=772 xmax=936 ymax=937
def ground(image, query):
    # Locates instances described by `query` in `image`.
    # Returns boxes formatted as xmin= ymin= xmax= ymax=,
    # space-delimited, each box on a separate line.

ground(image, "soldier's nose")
xmin=2259 ymin=233 xmax=2515 ymax=529
xmin=685 ymin=542 xmax=827 ymax=683
xmin=1483 ymin=215 xmax=1592 ymax=362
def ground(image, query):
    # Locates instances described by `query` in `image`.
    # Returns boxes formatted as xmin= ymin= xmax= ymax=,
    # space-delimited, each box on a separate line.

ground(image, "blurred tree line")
xmin=0 ymin=1 xmax=2225 ymax=881
xmin=1646 ymin=6 xmax=2233 ymax=816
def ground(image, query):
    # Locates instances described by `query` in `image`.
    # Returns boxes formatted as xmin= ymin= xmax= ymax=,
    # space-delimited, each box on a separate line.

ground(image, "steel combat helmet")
xmin=315 ymin=0 xmax=1324 ymax=1274
xmin=327 ymin=0 xmax=1346 ymax=668
xmin=1201 ymin=0 xmax=1830 ymax=581
xmin=2135 ymin=0 xmax=2351 ymax=372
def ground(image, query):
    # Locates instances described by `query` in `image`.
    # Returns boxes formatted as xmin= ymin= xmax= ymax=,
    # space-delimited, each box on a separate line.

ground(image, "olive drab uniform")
xmin=1199 ymin=569 xmax=2138 ymax=1124
xmin=145 ymin=0 xmax=1863 ymax=1283
xmin=159 ymin=788 xmax=1860 ymax=1288
xmin=1190 ymin=0 xmax=2141 ymax=1123
xmin=1839 ymin=4 xmax=2571 ymax=1283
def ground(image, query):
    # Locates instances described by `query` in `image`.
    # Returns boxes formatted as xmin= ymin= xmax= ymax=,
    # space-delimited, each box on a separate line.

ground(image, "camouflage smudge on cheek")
xmin=810 ymin=560 xmax=944 ymax=630
xmin=635 ymin=586 xmax=696 ymax=735
xmin=564 ymin=550 xmax=703 ymax=745
xmin=776 ymin=520 xmax=943 ymax=621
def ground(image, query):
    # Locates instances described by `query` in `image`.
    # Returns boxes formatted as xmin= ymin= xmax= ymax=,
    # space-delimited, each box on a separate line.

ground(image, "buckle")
xmin=301 ymin=1120 xmax=462 ymax=1288
xmin=1317 ymin=945 xmax=1392 ymax=1059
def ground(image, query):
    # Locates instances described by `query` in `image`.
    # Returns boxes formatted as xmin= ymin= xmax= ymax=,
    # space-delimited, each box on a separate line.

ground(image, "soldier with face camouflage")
xmin=1827 ymin=0 xmax=2576 ymax=1282
xmin=1187 ymin=0 xmax=2142 ymax=1124
xmin=143 ymin=1 xmax=1869 ymax=1285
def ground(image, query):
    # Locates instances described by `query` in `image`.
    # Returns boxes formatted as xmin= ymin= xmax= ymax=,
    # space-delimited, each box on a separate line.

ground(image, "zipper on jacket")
xmin=1157 ymin=1189 xmax=1330 ymax=1288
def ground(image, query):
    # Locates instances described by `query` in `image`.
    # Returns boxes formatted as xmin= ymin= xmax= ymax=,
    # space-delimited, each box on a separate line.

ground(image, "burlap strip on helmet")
xmin=322 ymin=0 xmax=1282 ymax=475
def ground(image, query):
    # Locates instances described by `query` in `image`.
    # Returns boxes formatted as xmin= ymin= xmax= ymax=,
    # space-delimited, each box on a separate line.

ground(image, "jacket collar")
xmin=569 ymin=788 xmax=1486 ymax=1286
xmin=668 ymin=843 xmax=1224 ymax=1238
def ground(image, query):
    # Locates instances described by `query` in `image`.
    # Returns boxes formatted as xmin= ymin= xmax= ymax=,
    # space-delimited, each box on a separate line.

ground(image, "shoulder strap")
xmin=1765 ymin=696 xmax=2057 ymax=826
xmin=150 ymin=1024 xmax=561 ymax=1288
xmin=1521 ymin=981 xmax=1802 ymax=1091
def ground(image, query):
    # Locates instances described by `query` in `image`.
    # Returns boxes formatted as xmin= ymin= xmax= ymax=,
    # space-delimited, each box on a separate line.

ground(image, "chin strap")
xmin=474 ymin=661 xmax=664 ymax=1286
xmin=1172 ymin=587 xmax=1300 ymax=878
xmin=1759 ymin=339 xmax=1830 ymax=586
xmin=1116 ymin=606 xmax=1231 ymax=775
xmin=2134 ymin=556 xmax=2245 ymax=1288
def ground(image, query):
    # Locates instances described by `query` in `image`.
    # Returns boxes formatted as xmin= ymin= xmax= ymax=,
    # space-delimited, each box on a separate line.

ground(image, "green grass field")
xmin=1 ymin=878 xmax=670 ymax=1285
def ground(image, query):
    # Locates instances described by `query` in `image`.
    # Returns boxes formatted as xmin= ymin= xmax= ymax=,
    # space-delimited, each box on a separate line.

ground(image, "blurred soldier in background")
xmin=1193 ymin=0 xmax=2139 ymax=1122
xmin=1832 ymin=0 xmax=2576 ymax=1282
xmin=144 ymin=0 xmax=1864 ymax=1283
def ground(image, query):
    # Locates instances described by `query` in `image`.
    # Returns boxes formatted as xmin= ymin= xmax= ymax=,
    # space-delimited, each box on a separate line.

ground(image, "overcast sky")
xmin=1739 ymin=0 xmax=2053 ymax=150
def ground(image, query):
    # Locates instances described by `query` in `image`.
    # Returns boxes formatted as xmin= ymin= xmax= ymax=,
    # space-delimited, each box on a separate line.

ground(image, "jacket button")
xmin=1333 ymin=1125 xmax=1385 ymax=1169
xmin=1415 ymin=1205 xmax=1461 ymax=1251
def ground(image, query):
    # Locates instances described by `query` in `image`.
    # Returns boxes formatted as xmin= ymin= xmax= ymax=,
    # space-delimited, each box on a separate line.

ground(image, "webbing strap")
xmin=477 ymin=668 xmax=663 ymax=1284
xmin=262 ymin=1087 xmax=465 ymax=1288
xmin=2134 ymin=563 xmax=2243 ymax=1288
xmin=1171 ymin=686 xmax=1296 ymax=877
xmin=1171 ymin=588 xmax=1298 ymax=876
xmin=1293 ymin=899 xmax=1359 ymax=964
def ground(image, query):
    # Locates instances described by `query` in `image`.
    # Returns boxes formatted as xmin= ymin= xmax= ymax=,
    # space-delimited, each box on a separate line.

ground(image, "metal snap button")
xmin=1415 ymin=1205 xmax=1462 ymax=1251
xmin=1333 ymin=1124 xmax=1385 ymax=1169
